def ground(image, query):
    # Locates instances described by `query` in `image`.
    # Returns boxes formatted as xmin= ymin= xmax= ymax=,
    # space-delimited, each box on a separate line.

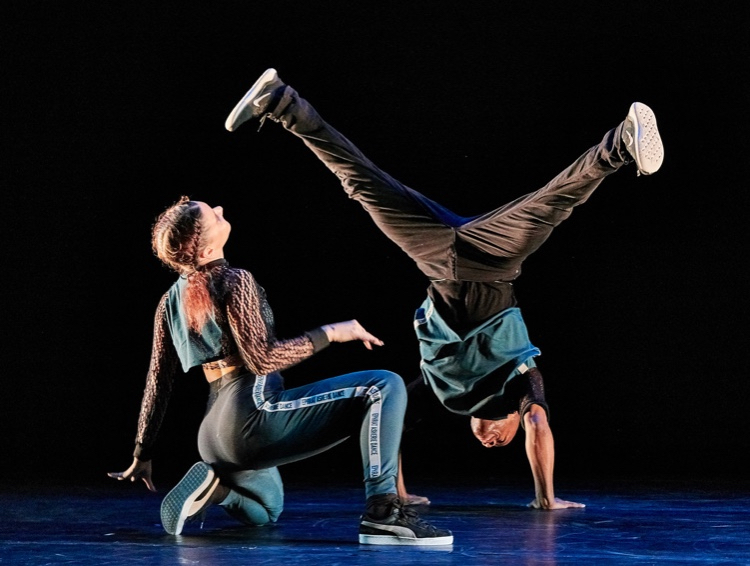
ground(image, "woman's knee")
xmin=371 ymin=370 xmax=406 ymax=396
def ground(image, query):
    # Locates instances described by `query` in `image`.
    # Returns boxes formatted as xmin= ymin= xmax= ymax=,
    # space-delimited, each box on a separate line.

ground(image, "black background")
xmin=3 ymin=1 xmax=748 ymax=490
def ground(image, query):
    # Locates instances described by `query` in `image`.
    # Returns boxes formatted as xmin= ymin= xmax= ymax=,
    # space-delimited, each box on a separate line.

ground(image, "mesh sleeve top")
xmin=133 ymin=259 xmax=330 ymax=461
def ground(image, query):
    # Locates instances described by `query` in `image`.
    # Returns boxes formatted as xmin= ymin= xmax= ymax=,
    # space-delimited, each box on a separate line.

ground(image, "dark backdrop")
xmin=3 ymin=1 xmax=748 ymax=490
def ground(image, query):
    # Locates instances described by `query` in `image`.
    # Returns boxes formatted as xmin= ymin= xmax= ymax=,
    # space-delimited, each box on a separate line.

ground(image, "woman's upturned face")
xmin=197 ymin=201 xmax=232 ymax=252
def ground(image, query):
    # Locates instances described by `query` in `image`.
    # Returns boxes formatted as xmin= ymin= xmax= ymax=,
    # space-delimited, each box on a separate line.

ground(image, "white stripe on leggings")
xmin=252 ymin=375 xmax=383 ymax=477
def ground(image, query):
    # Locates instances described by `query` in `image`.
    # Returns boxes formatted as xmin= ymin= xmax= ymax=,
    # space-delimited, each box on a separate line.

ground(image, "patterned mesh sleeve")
xmin=133 ymin=293 xmax=181 ymax=461
xmin=225 ymin=269 xmax=316 ymax=375
xmin=518 ymin=367 xmax=550 ymax=427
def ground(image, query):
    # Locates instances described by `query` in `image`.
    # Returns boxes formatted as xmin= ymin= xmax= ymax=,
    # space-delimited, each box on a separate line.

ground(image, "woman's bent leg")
xmin=220 ymin=467 xmax=285 ymax=525
xmin=206 ymin=370 xmax=407 ymax=499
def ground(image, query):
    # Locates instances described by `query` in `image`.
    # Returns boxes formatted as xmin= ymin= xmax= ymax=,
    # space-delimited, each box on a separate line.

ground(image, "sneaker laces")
xmin=393 ymin=499 xmax=443 ymax=534
xmin=257 ymin=113 xmax=270 ymax=132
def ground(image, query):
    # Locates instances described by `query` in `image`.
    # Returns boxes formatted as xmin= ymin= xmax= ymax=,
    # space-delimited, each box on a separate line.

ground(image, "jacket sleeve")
xmin=225 ymin=269 xmax=329 ymax=375
xmin=133 ymin=293 xmax=181 ymax=461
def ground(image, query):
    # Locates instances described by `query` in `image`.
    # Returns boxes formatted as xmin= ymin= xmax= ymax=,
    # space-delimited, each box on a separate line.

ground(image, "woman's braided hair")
xmin=151 ymin=196 xmax=217 ymax=332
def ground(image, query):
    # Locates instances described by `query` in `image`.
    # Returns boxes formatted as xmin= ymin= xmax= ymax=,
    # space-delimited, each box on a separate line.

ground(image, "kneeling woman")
xmin=108 ymin=196 xmax=452 ymax=546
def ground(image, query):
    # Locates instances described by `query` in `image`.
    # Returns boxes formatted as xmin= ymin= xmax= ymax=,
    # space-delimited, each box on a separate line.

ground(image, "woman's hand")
xmin=108 ymin=457 xmax=157 ymax=492
xmin=322 ymin=320 xmax=384 ymax=350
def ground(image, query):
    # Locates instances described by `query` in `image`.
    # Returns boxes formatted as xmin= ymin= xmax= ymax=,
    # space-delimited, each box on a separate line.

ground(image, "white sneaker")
xmin=224 ymin=68 xmax=286 ymax=132
xmin=622 ymin=102 xmax=664 ymax=175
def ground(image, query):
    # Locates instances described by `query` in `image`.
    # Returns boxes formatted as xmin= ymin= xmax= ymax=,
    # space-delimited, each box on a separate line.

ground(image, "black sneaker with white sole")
xmin=358 ymin=493 xmax=453 ymax=546
xmin=224 ymin=68 xmax=289 ymax=132
xmin=622 ymin=102 xmax=664 ymax=176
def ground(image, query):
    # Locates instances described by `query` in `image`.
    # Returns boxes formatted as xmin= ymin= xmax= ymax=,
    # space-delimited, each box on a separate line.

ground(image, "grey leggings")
xmin=219 ymin=467 xmax=284 ymax=526
xmin=198 ymin=369 xmax=407 ymax=509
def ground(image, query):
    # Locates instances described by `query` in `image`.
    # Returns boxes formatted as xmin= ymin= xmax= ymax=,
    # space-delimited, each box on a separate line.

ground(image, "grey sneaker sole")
xmin=224 ymin=68 xmax=278 ymax=132
xmin=623 ymin=102 xmax=664 ymax=175
xmin=160 ymin=462 xmax=217 ymax=535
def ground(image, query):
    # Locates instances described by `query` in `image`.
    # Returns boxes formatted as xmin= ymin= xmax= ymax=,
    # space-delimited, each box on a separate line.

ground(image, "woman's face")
xmin=197 ymin=201 xmax=232 ymax=252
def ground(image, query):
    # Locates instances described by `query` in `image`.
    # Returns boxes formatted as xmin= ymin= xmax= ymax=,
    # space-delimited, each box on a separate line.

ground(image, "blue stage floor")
xmin=3 ymin=475 xmax=750 ymax=565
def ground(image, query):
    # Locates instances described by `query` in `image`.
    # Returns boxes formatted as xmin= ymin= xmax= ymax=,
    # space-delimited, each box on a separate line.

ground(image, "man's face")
xmin=470 ymin=412 xmax=520 ymax=448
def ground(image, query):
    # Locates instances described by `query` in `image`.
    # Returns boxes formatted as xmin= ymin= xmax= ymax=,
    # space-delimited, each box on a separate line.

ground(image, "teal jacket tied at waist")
xmin=414 ymin=299 xmax=540 ymax=416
